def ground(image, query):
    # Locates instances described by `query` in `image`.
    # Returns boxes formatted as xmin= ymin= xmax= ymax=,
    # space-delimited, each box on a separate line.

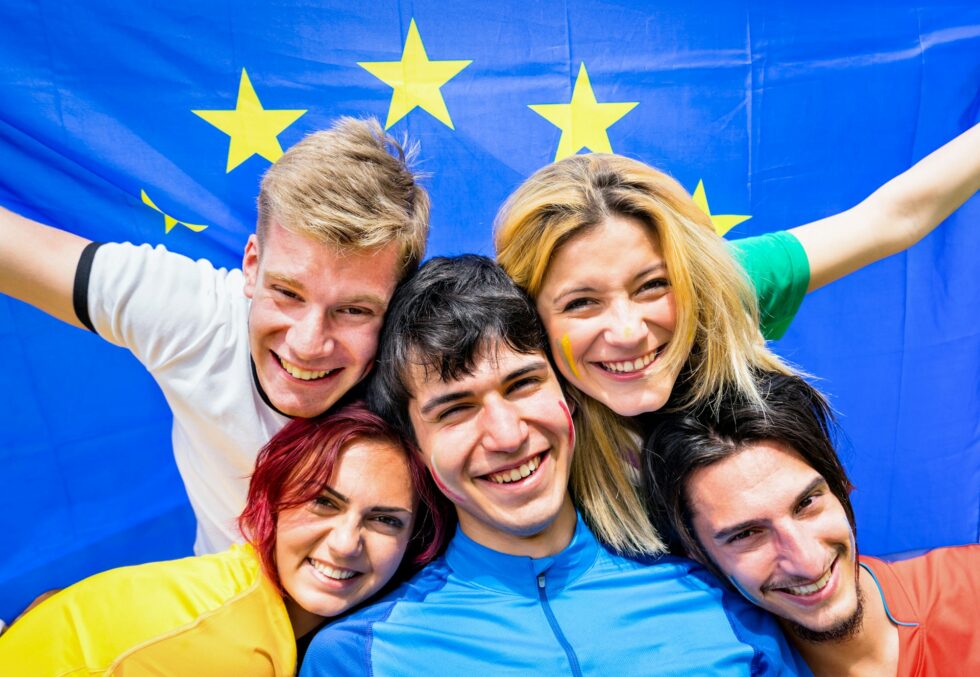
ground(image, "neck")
xmin=788 ymin=566 xmax=899 ymax=676
xmin=284 ymin=596 xmax=323 ymax=639
xmin=459 ymin=493 xmax=578 ymax=558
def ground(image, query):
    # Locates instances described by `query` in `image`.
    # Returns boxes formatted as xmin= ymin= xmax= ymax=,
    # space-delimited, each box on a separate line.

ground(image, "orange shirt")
xmin=861 ymin=545 xmax=980 ymax=677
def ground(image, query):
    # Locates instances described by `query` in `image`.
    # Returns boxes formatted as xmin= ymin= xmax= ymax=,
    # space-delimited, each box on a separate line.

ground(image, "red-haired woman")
xmin=0 ymin=403 xmax=450 ymax=674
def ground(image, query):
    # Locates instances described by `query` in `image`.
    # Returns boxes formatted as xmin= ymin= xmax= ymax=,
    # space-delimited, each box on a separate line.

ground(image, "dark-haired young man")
xmin=301 ymin=255 xmax=806 ymax=675
xmin=643 ymin=372 xmax=980 ymax=676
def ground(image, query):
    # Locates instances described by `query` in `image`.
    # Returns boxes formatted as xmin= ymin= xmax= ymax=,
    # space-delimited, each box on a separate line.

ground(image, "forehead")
xmin=407 ymin=343 xmax=555 ymax=397
xmin=332 ymin=438 xmax=415 ymax=504
xmin=262 ymin=222 xmax=402 ymax=290
xmin=543 ymin=214 xmax=663 ymax=288
xmin=559 ymin=214 xmax=660 ymax=259
xmin=687 ymin=441 xmax=822 ymax=527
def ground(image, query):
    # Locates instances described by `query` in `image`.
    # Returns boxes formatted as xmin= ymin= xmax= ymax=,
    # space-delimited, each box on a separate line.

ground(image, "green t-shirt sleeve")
xmin=727 ymin=230 xmax=810 ymax=340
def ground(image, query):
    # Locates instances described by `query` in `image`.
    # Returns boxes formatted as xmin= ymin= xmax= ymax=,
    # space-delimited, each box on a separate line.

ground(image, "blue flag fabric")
xmin=1 ymin=2 xmax=978 ymax=620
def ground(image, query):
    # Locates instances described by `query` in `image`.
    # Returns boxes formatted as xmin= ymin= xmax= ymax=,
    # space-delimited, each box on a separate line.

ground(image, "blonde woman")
xmin=494 ymin=123 xmax=980 ymax=556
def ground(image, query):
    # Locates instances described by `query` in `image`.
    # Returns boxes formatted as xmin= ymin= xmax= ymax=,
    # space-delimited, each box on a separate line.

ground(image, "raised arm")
xmin=0 ymin=206 xmax=91 ymax=328
xmin=791 ymin=122 xmax=980 ymax=292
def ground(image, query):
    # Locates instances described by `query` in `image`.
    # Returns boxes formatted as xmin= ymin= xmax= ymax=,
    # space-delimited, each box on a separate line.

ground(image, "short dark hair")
xmin=642 ymin=371 xmax=856 ymax=580
xmin=367 ymin=254 xmax=548 ymax=441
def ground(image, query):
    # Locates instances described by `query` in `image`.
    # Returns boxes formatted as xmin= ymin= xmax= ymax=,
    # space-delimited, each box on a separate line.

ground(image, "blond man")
xmin=0 ymin=118 xmax=429 ymax=555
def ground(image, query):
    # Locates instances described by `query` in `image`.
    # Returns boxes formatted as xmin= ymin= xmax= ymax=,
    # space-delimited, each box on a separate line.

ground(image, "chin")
xmin=786 ymin=586 xmax=866 ymax=644
xmin=603 ymin=393 xmax=670 ymax=418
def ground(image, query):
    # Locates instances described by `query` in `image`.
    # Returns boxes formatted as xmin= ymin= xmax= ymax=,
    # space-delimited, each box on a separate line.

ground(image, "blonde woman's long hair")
xmin=495 ymin=153 xmax=793 ymax=556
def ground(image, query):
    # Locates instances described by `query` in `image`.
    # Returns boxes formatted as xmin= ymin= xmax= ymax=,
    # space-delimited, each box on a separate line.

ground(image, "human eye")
xmin=560 ymin=297 xmax=595 ymax=313
xmin=271 ymin=285 xmax=302 ymax=301
xmin=507 ymin=374 xmax=544 ymax=395
xmin=726 ymin=528 xmax=760 ymax=545
xmin=435 ymin=403 xmax=471 ymax=423
xmin=372 ymin=514 xmax=406 ymax=530
xmin=339 ymin=306 xmax=374 ymax=316
xmin=796 ymin=492 xmax=823 ymax=514
xmin=310 ymin=494 xmax=338 ymax=514
xmin=637 ymin=277 xmax=670 ymax=296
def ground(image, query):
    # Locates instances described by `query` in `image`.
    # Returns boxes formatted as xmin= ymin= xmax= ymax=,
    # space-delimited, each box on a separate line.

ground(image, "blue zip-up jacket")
xmin=301 ymin=515 xmax=808 ymax=676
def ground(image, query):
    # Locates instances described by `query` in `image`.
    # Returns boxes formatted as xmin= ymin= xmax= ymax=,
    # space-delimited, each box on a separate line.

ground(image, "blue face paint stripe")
xmin=727 ymin=574 xmax=764 ymax=607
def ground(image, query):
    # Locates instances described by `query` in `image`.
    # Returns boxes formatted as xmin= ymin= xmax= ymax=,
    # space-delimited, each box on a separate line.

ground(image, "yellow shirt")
xmin=0 ymin=544 xmax=295 ymax=676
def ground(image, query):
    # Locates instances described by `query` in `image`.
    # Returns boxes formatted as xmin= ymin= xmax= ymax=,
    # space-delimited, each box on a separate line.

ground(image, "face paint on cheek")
xmin=558 ymin=400 xmax=575 ymax=452
xmin=623 ymin=326 xmax=633 ymax=337
xmin=728 ymin=574 xmax=765 ymax=607
xmin=427 ymin=449 xmax=467 ymax=504
xmin=559 ymin=334 xmax=581 ymax=379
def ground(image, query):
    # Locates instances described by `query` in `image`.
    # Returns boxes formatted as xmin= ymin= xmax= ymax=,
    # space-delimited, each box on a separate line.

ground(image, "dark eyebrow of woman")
xmin=321 ymin=485 xmax=413 ymax=514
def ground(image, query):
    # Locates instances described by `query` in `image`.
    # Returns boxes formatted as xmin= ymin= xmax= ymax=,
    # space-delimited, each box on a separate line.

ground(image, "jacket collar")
xmin=444 ymin=512 xmax=599 ymax=596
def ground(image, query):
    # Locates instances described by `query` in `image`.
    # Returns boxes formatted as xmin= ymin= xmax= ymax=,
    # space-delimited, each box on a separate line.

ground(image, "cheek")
xmin=727 ymin=572 xmax=766 ymax=607
xmin=368 ymin=533 xmax=413 ymax=582
xmin=558 ymin=400 xmax=575 ymax=451
xmin=427 ymin=448 xmax=467 ymax=504
xmin=341 ymin=323 xmax=383 ymax=360
xmin=555 ymin=335 xmax=582 ymax=381
xmin=273 ymin=520 xmax=310 ymax=590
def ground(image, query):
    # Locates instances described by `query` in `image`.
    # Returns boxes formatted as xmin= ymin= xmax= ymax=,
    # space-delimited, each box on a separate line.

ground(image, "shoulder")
xmin=591 ymin=547 xmax=721 ymax=589
xmin=91 ymin=241 xmax=243 ymax=296
xmin=302 ymin=560 xmax=453 ymax=675
xmin=0 ymin=546 xmax=290 ymax=675
xmin=866 ymin=545 xmax=980 ymax=597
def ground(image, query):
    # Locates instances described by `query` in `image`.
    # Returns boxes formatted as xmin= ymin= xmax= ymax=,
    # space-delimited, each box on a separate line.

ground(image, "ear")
xmin=242 ymin=234 xmax=260 ymax=299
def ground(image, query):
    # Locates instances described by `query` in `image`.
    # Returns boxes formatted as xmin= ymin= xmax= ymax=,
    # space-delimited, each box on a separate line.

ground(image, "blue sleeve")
xmin=718 ymin=582 xmax=814 ymax=676
xmin=299 ymin=617 xmax=374 ymax=676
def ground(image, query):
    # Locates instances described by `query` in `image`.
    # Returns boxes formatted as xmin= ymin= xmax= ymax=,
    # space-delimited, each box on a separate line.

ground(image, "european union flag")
xmin=1 ymin=1 xmax=978 ymax=621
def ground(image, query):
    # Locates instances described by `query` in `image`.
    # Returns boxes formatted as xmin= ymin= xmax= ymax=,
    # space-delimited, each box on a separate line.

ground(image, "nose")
xmin=479 ymin=395 xmax=528 ymax=454
xmin=326 ymin=514 xmax=364 ymax=560
xmin=288 ymin=309 xmax=334 ymax=360
xmin=775 ymin=523 xmax=826 ymax=580
xmin=602 ymin=299 xmax=648 ymax=347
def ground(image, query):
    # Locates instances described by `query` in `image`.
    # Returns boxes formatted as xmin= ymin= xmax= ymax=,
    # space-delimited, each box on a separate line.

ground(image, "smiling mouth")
xmin=773 ymin=557 xmax=837 ymax=597
xmin=308 ymin=558 xmax=359 ymax=581
xmin=484 ymin=452 xmax=545 ymax=485
xmin=276 ymin=354 xmax=339 ymax=381
xmin=596 ymin=345 xmax=666 ymax=374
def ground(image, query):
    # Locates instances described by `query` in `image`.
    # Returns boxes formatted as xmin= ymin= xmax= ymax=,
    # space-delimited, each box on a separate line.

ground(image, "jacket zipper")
xmin=537 ymin=574 xmax=582 ymax=677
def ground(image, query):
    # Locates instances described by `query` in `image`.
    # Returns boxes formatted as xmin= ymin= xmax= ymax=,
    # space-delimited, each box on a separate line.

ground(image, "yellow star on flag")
xmin=141 ymin=190 xmax=208 ymax=234
xmin=529 ymin=63 xmax=638 ymax=161
xmin=358 ymin=19 xmax=472 ymax=130
xmin=692 ymin=179 xmax=751 ymax=236
xmin=193 ymin=69 xmax=306 ymax=172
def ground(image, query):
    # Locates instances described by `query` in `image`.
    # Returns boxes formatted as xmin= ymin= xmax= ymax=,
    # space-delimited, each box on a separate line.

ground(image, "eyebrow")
xmin=267 ymin=271 xmax=305 ymax=290
xmin=266 ymin=273 xmax=386 ymax=308
xmin=417 ymin=359 xmax=549 ymax=416
xmin=711 ymin=475 xmax=827 ymax=542
xmin=551 ymin=262 xmax=667 ymax=305
xmin=320 ymin=485 xmax=413 ymax=515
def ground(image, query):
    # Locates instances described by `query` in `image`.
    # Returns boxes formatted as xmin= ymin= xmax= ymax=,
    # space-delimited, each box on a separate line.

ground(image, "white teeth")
xmin=308 ymin=559 xmax=357 ymax=580
xmin=600 ymin=348 xmax=661 ymax=373
xmin=782 ymin=567 xmax=833 ymax=596
xmin=489 ymin=455 xmax=541 ymax=484
xmin=280 ymin=357 xmax=330 ymax=381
